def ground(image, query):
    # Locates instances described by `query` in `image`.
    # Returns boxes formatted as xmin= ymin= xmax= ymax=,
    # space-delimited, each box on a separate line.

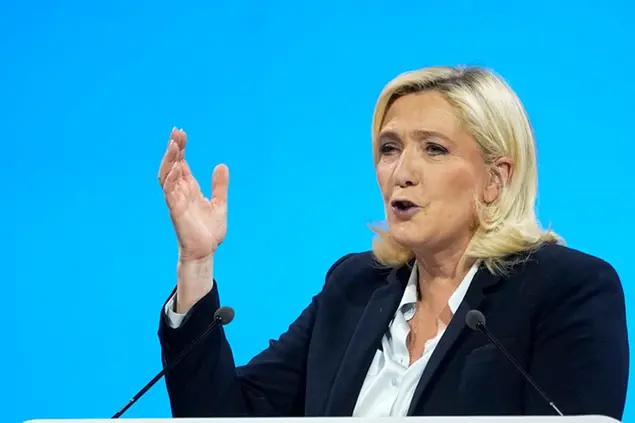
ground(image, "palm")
xmin=159 ymin=128 xmax=229 ymax=261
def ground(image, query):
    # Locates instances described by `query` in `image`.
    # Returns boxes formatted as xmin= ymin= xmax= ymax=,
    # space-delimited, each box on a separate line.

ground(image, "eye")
xmin=426 ymin=143 xmax=448 ymax=155
xmin=379 ymin=143 xmax=399 ymax=155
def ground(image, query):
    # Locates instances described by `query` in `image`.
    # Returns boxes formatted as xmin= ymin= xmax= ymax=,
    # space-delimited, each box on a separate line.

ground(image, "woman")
xmin=157 ymin=66 xmax=629 ymax=419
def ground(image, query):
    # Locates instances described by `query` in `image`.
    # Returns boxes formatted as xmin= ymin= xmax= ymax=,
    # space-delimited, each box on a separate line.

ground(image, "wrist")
xmin=178 ymin=253 xmax=214 ymax=267
xmin=176 ymin=255 xmax=214 ymax=314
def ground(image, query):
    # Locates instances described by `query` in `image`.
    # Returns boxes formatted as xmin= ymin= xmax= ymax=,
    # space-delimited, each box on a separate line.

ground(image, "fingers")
xmin=169 ymin=127 xmax=187 ymax=150
xmin=211 ymin=164 xmax=229 ymax=207
xmin=163 ymin=161 xmax=183 ymax=192
xmin=159 ymin=128 xmax=226 ymax=209
xmin=158 ymin=128 xmax=187 ymax=186
xmin=158 ymin=141 xmax=179 ymax=186
xmin=182 ymin=159 xmax=202 ymax=193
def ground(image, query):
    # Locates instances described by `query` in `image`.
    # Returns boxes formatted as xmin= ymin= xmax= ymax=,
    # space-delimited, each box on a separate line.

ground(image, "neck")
xmin=413 ymin=241 xmax=476 ymax=306
xmin=415 ymin=239 xmax=474 ymax=278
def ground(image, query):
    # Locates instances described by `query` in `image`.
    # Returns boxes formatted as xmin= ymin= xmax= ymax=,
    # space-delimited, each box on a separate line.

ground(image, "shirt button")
xmin=391 ymin=378 xmax=399 ymax=387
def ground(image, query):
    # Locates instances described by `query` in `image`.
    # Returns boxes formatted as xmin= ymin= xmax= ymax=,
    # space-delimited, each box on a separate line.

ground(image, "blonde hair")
xmin=370 ymin=66 xmax=561 ymax=275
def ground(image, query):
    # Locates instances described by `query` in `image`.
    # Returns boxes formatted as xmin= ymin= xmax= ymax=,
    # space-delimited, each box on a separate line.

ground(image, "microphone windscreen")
xmin=465 ymin=309 xmax=486 ymax=330
xmin=214 ymin=306 xmax=236 ymax=325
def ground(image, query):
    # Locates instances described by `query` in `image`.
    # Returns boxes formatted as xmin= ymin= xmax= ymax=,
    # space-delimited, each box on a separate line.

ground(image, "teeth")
xmin=394 ymin=200 xmax=414 ymax=210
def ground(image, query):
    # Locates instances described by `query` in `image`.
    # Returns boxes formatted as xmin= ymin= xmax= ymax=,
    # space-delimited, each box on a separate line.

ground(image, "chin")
xmin=387 ymin=222 xmax=427 ymax=249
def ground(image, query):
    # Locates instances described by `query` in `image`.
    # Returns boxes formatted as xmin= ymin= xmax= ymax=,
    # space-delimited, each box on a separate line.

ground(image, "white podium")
xmin=23 ymin=416 xmax=620 ymax=423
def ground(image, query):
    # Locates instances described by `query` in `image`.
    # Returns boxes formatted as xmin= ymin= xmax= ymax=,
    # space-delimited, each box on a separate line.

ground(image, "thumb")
xmin=211 ymin=164 xmax=229 ymax=207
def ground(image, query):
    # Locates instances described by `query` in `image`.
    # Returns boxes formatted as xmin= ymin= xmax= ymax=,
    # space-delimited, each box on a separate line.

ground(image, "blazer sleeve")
xmin=524 ymin=259 xmax=629 ymax=420
xmin=157 ymin=254 xmax=353 ymax=417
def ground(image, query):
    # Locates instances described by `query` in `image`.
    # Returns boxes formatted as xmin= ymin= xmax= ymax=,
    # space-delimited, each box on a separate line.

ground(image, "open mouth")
xmin=391 ymin=199 xmax=418 ymax=211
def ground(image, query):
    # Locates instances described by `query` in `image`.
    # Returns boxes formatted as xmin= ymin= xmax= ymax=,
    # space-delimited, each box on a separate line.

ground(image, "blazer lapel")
xmin=324 ymin=264 xmax=411 ymax=416
xmin=407 ymin=265 xmax=502 ymax=415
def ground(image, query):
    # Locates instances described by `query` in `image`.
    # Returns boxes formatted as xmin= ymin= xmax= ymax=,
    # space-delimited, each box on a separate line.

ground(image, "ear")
xmin=483 ymin=157 xmax=513 ymax=204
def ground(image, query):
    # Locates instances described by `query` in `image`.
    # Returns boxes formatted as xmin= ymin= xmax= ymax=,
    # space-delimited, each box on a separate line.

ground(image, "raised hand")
xmin=158 ymin=128 xmax=229 ymax=263
xmin=158 ymin=128 xmax=229 ymax=313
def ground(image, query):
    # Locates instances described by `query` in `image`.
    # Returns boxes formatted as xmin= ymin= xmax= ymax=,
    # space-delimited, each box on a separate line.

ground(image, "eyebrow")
xmin=378 ymin=129 xmax=454 ymax=144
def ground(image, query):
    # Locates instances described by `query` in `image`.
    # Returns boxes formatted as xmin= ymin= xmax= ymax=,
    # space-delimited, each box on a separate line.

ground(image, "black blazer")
xmin=158 ymin=243 xmax=629 ymax=420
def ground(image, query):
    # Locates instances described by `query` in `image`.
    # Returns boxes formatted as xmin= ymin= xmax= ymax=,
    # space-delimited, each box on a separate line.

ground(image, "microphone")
xmin=465 ymin=309 xmax=563 ymax=416
xmin=112 ymin=305 xmax=235 ymax=418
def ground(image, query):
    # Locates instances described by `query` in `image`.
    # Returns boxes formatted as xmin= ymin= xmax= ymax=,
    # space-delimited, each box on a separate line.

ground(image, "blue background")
xmin=2 ymin=1 xmax=634 ymax=422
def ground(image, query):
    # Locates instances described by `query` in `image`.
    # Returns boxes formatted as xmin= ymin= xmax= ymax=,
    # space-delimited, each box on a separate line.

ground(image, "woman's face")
xmin=375 ymin=90 xmax=505 ymax=255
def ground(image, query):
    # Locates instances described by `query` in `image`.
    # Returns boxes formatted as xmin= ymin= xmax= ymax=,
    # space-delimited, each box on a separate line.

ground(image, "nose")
xmin=393 ymin=149 xmax=420 ymax=188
